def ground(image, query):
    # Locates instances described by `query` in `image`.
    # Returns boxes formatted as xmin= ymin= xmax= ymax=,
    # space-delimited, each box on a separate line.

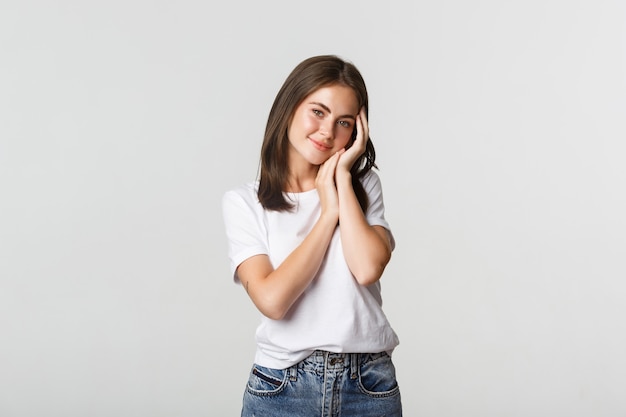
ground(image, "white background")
xmin=1 ymin=1 xmax=625 ymax=416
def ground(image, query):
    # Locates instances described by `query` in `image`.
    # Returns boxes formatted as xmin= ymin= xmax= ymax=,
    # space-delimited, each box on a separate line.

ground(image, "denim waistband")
xmin=293 ymin=350 xmax=389 ymax=380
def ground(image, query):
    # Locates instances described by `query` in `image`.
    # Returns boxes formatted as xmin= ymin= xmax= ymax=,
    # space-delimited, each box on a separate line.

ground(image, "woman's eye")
xmin=338 ymin=120 xmax=351 ymax=128
xmin=312 ymin=109 xmax=323 ymax=117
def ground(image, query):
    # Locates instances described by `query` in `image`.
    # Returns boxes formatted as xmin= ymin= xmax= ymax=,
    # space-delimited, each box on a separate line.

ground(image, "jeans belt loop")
xmin=350 ymin=353 xmax=358 ymax=379
xmin=288 ymin=363 xmax=297 ymax=381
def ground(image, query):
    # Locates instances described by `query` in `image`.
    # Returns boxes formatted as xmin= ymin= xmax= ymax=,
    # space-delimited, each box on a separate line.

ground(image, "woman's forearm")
xmin=336 ymin=171 xmax=392 ymax=285
xmin=237 ymin=212 xmax=338 ymax=320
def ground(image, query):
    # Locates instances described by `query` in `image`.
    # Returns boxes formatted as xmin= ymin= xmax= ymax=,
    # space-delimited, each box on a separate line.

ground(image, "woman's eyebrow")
xmin=309 ymin=102 xmax=356 ymax=120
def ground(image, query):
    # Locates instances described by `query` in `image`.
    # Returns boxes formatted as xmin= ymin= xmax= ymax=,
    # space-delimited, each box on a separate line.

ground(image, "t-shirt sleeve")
xmin=362 ymin=171 xmax=396 ymax=251
xmin=222 ymin=188 xmax=269 ymax=283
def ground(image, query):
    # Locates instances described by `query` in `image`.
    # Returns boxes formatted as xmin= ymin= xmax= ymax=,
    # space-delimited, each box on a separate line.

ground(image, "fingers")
xmin=317 ymin=150 xmax=342 ymax=184
xmin=316 ymin=151 xmax=342 ymax=218
xmin=338 ymin=108 xmax=368 ymax=170
xmin=349 ymin=108 xmax=368 ymax=153
xmin=356 ymin=107 xmax=369 ymax=144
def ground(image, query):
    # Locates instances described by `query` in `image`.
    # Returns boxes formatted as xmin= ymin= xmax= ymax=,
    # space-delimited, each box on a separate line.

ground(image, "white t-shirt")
xmin=222 ymin=170 xmax=399 ymax=369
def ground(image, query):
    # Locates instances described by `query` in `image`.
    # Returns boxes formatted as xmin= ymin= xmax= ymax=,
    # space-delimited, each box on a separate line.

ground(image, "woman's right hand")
xmin=315 ymin=150 xmax=343 ymax=223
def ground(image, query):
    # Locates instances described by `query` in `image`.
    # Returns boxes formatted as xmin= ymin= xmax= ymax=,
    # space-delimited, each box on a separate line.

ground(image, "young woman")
xmin=222 ymin=55 xmax=402 ymax=416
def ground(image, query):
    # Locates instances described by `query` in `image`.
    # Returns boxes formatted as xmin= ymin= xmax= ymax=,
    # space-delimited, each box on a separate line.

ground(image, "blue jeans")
xmin=241 ymin=351 xmax=402 ymax=416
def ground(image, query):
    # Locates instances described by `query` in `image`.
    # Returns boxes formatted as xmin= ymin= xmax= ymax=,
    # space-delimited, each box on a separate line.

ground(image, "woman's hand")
xmin=315 ymin=150 xmax=342 ymax=222
xmin=337 ymin=107 xmax=368 ymax=173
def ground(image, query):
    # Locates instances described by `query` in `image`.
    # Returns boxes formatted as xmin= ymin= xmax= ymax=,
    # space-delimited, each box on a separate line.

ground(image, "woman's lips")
xmin=308 ymin=138 xmax=332 ymax=151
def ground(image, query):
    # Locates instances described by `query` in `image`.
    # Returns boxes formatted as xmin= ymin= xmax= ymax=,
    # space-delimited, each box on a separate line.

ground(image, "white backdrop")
xmin=1 ymin=1 xmax=625 ymax=416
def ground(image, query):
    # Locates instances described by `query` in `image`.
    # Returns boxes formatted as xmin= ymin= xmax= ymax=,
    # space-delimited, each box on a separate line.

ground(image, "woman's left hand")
xmin=337 ymin=107 xmax=368 ymax=173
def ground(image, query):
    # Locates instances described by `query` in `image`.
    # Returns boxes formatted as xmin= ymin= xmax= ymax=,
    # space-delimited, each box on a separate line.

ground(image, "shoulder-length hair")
xmin=258 ymin=55 xmax=377 ymax=212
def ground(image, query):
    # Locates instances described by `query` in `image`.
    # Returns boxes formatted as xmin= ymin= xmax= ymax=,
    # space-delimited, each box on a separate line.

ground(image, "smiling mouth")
xmin=308 ymin=138 xmax=332 ymax=151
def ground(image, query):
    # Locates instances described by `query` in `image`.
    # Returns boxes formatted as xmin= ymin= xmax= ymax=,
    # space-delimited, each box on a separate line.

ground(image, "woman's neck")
xmin=285 ymin=166 xmax=318 ymax=193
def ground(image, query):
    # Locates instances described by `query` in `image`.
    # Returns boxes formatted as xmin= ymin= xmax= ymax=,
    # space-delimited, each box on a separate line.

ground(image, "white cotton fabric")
xmin=222 ymin=170 xmax=399 ymax=369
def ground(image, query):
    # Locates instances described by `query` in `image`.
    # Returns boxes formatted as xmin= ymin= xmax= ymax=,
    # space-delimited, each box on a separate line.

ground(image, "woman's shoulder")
xmin=360 ymin=169 xmax=383 ymax=189
xmin=222 ymin=181 xmax=261 ymax=208
xmin=224 ymin=181 xmax=258 ymax=195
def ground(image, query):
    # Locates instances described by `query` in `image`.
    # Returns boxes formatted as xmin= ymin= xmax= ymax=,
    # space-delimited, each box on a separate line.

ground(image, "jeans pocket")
xmin=358 ymin=353 xmax=401 ymax=398
xmin=246 ymin=364 xmax=288 ymax=397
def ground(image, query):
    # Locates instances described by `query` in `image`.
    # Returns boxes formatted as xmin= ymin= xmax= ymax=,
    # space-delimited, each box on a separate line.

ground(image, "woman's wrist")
xmin=335 ymin=168 xmax=352 ymax=184
xmin=318 ymin=210 xmax=339 ymax=228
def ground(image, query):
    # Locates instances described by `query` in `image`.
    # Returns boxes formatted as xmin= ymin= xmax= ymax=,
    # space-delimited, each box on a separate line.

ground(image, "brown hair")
xmin=258 ymin=55 xmax=377 ymax=212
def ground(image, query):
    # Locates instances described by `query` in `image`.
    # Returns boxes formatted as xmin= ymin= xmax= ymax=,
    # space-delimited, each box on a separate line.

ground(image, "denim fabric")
xmin=241 ymin=350 xmax=402 ymax=417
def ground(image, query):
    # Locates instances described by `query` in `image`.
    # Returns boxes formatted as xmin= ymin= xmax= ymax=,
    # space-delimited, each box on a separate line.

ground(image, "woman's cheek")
xmin=303 ymin=114 xmax=319 ymax=132
xmin=335 ymin=133 xmax=351 ymax=150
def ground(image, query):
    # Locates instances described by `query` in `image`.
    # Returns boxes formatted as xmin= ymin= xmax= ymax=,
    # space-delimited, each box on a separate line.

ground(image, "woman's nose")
xmin=319 ymin=120 xmax=334 ymax=139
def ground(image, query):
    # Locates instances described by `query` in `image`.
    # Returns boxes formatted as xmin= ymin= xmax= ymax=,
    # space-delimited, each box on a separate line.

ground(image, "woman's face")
xmin=287 ymin=84 xmax=359 ymax=168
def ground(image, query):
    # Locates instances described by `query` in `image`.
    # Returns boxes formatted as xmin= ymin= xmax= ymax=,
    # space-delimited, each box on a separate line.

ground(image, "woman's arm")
xmin=236 ymin=152 xmax=342 ymax=320
xmin=335 ymin=171 xmax=392 ymax=286
xmin=335 ymin=109 xmax=392 ymax=285
xmin=236 ymin=215 xmax=337 ymax=320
